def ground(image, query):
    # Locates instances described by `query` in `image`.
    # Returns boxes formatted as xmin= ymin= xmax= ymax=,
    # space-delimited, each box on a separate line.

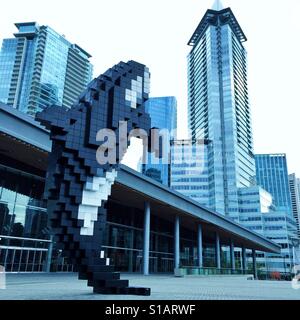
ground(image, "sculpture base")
xmin=93 ymin=286 xmax=151 ymax=296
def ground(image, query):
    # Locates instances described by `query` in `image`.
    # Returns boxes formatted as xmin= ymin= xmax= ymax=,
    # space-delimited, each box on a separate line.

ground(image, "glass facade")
xmin=104 ymin=200 xmax=227 ymax=273
xmin=238 ymin=186 xmax=274 ymax=215
xmin=0 ymin=22 xmax=93 ymax=116
xmin=0 ymin=165 xmax=47 ymax=239
xmin=263 ymin=211 xmax=297 ymax=273
xmin=181 ymin=5 xmax=299 ymax=274
xmin=142 ymin=97 xmax=177 ymax=186
xmin=170 ymin=140 xmax=211 ymax=208
xmin=252 ymin=154 xmax=298 ymax=273
xmin=0 ymin=39 xmax=17 ymax=104
xmin=255 ymin=154 xmax=293 ymax=214
xmin=104 ymin=201 xmax=176 ymax=273
xmin=187 ymin=7 xmax=255 ymax=219
xmin=0 ymin=165 xmax=50 ymax=272
xmin=289 ymin=174 xmax=300 ymax=238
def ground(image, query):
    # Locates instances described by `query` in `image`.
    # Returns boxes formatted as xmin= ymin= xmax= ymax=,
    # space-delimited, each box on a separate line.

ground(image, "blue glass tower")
xmin=142 ymin=97 xmax=177 ymax=186
xmin=254 ymin=154 xmax=298 ymax=272
xmin=255 ymin=154 xmax=293 ymax=214
xmin=0 ymin=22 xmax=93 ymax=116
xmin=187 ymin=2 xmax=255 ymax=218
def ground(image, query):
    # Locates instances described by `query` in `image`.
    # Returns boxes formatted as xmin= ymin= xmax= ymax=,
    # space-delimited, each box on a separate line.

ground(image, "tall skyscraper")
xmin=255 ymin=154 xmax=293 ymax=214
xmin=289 ymin=173 xmax=300 ymax=238
xmin=187 ymin=1 xmax=255 ymax=217
xmin=142 ymin=96 xmax=177 ymax=186
xmin=0 ymin=22 xmax=93 ymax=116
xmin=174 ymin=1 xmax=299 ymax=273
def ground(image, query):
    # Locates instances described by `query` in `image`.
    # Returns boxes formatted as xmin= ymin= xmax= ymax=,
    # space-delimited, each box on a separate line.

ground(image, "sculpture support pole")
xmin=143 ymin=202 xmax=151 ymax=275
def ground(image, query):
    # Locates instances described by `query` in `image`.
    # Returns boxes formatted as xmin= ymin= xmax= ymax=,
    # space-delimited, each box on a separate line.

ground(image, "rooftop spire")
xmin=212 ymin=0 xmax=224 ymax=11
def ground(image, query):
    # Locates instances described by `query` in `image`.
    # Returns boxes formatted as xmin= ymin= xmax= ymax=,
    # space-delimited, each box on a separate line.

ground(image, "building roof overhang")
xmin=0 ymin=103 xmax=280 ymax=254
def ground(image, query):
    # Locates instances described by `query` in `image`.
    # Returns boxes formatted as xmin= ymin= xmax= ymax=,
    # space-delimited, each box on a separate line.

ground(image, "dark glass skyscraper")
xmin=187 ymin=1 xmax=255 ymax=218
xmin=0 ymin=22 xmax=93 ymax=116
xmin=142 ymin=96 xmax=177 ymax=186
xmin=255 ymin=154 xmax=293 ymax=214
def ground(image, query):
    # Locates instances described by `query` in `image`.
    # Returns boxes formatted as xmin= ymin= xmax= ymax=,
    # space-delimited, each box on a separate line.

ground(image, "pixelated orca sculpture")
xmin=36 ymin=61 xmax=152 ymax=295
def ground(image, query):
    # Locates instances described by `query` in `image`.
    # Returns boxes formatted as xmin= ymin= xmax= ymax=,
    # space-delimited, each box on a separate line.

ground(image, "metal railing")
xmin=0 ymin=235 xmax=51 ymax=273
xmin=0 ymin=235 xmax=77 ymax=273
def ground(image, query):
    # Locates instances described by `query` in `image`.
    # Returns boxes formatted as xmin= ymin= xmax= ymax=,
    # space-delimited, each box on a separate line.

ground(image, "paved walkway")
xmin=0 ymin=273 xmax=299 ymax=300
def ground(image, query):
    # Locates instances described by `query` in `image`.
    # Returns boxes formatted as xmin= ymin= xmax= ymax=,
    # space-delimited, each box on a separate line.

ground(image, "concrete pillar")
xmin=128 ymin=229 xmax=134 ymax=273
xmin=252 ymin=249 xmax=258 ymax=279
xmin=242 ymin=247 xmax=247 ymax=273
xmin=174 ymin=215 xmax=180 ymax=269
xmin=143 ymin=202 xmax=151 ymax=275
xmin=216 ymin=232 xmax=221 ymax=269
xmin=45 ymin=234 xmax=54 ymax=273
xmin=230 ymin=240 xmax=235 ymax=271
xmin=197 ymin=224 xmax=203 ymax=268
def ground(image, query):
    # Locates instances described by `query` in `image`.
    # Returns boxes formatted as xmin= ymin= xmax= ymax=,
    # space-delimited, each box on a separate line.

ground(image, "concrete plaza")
xmin=0 ymin=273 xmax=299 ymax=300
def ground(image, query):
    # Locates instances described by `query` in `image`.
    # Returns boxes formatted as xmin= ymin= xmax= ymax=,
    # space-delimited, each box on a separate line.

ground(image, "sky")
xmin=0 ymin=0 xmax=299 ymax=175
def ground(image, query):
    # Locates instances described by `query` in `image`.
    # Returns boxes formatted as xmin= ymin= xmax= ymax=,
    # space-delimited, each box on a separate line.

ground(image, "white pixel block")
xmin=78 ymin=170 xmax=117 ymax=236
